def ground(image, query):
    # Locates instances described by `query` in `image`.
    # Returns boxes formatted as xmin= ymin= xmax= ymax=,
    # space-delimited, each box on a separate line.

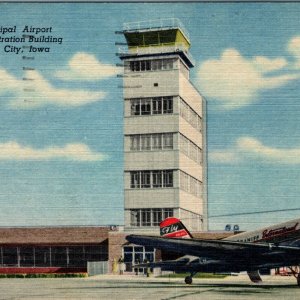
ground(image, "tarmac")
xmin=0 ymin=274 xmax=300 ymax=300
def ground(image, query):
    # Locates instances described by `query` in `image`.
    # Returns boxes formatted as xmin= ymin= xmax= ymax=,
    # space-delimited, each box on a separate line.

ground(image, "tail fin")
xmin=160 ymin=217 xmax=193 ymax=239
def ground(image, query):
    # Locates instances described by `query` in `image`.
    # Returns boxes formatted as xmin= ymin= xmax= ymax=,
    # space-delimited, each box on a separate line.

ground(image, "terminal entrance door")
xmin=123 ymin=246 xmax=155 ymax=274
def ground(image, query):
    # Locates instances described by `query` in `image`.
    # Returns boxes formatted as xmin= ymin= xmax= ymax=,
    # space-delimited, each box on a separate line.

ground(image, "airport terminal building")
xmin=0 ymin=226 xmax=232 ymax=274
xmin=0 ymin=19 xmax=211 ymax=275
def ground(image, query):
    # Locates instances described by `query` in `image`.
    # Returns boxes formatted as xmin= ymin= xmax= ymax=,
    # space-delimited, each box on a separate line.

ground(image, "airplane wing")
xmin=126 ymin=235 xmax=300 ymax=270
xmin=134 ymin=257 xmax=191 ymax=269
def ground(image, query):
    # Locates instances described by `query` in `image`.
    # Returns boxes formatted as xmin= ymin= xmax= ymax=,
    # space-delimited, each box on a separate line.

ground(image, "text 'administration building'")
xmin=119 ymin=19 xmax=207 ymax=232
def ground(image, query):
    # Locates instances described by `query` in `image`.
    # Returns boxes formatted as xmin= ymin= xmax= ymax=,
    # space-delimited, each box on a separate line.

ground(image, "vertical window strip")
xmin=141 ymin=134 xmax=151 ymax=150
xmin=152 ymin=171 xmax=162 ymax=188
xmin=180 ymin=171 xmax=202 ymax=198
xmin=179 ymin=60 xmax=189 ymax=79
xmin=164 ymin=208 xmax=173 ymax=219
xmin=152 ymin=134 xmax=162 ymax=150
xmin=179 ymin=134 xmax=202 ymax=165
xmin=180 ymin=98 xmax=202 ymax=132
xmin=152 ymin=97 xmax=162 ymax=114
xmin=141 ymin=171 xmax=151 ymax=188
xmin=130 ymin=135 xmax=140 ymax=151
xmin=163 ymin=170 xmax=173 ymax=187
xmin=130 ymin=171 xmax=140 ymax=188
xmin=163 ymin=133 xmax=173 ymax=150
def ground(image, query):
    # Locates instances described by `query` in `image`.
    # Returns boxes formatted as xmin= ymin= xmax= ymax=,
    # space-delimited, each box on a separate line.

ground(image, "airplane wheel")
xmin=297 ymin=274 xmax=300 ymax=287
xmin=185 ymin=276 xmax=193 ymax=285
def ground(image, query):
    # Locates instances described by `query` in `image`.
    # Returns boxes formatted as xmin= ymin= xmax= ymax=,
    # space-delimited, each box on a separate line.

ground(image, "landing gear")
xmin=287 ymin=266 xmax=300 ymax=287
xmin=295 ymin=273 xmax=300 ymax=287
xmin=185 ymin=276 xmax=193 ymax=285
xmin=184 ymin=272 xmax=196 ymax=285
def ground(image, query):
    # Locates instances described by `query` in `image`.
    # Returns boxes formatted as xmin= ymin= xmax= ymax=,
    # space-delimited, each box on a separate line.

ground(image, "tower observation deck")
xmin=119 ymin=18 xmax=195 ymax=67
xmin=119 ymin=19 xmax=207 ymax=233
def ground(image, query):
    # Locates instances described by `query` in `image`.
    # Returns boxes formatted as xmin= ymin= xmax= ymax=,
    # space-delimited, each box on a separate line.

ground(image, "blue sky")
xmin=1 ymin=3 xmax=300 ymax=230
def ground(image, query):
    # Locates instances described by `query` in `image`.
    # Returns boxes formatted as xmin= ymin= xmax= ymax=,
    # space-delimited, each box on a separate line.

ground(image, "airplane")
xmin=126 ymin=217 xmax=300 ymax=286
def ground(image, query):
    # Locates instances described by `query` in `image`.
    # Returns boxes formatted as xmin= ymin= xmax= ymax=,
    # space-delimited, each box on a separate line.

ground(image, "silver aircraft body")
xmin=126 ymin=217 xmax=300 ymax=285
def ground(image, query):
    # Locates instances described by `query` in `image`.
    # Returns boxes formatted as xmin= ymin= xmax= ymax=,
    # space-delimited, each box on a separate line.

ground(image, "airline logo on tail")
xmin=160 ymin=217 xmax=193 ymax=238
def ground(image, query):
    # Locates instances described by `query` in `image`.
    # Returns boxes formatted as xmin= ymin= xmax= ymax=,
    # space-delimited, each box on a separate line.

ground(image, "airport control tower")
xmin=119 ymin=19 xmax=207 ymax=232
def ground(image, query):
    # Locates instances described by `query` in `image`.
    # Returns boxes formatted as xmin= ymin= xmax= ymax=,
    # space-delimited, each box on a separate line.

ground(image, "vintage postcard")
xmin=0 ymin=1 xmax=300 ymax=298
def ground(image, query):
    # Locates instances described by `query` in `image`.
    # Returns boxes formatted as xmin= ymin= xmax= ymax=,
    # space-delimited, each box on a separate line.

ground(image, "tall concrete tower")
xmin=119 ymin=19 xmax=207 ymax=233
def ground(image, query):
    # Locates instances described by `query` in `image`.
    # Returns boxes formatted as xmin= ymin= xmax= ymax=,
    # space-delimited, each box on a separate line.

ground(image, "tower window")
xmin=129 ymin=59 xmax=174 ymax=72
xmin=141 ymin=210 xmax=151 ymax=226
xmin=130 ymin=135 xmax=140 ymax=151
xmin=179 ymin=133 xmax=202 ymax=165
xmin=152 ymin=171 xmax=162 ymax=188
xmin=180 ymin=170 xmax=202 ymax=198
xmin=140 ymin=99 xmax=151 ymax=115
xmin=180 ymin=97 xmax=202 ymax=132
xmin=152 ymin=209 xmax=162 ymax=226
xmin=129 ymin=133 xmax=174 ymax=151
xmin=163 ymin=170 xmax=173 ymax=187
xmin=163 ymin=133 xmax=173 ymax=150
xmin=140 ymin=134 xmax=151 ymax=150
xmin=130 ymin=171 xmax=140 ymax=188
xmin=130 ymin=96 xmax=173 ymax=116
xmin=152 ymin=97 xmax=162 ymax=114
xmin=130 ymin=208 xmax=174 ymax=227
xmin=141 ymin=171 xmax=151 ymax=188
xmin=131 ymin=99 xmax=141 ymax=116
xmin=152 ymin=134 xmax=162 ymax=150
xmin=163 ymin=97 xmax=173 ymax=114
xmin=129 ymin=170 xmax=174 ymax=189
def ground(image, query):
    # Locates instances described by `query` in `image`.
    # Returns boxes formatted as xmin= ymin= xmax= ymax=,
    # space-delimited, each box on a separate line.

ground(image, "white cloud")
xmin=210 ymin=136 xmax=300 ymax=164
xmin=55 ymin=52 xmax=119 ymax=81
xmin=0 ymin=68 xmax=106 ymax=108
xmin=209 ymin=150 xmax=239 ymax=164
xmin=252 ymin=56 xmax=288 ymax=73
xmin=0 ymin=141 xmax=106 ymax=161
xmin=197 ymin=49 xmax=299 ymax=109
xmin=288 ymin=36 xmax=300 ymax=68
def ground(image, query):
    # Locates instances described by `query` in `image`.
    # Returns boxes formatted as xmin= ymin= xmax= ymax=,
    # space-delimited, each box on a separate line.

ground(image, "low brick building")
xmin=0 ymin=226 xmax=233 ymax=274
xmin=0 ymin=226 xmax=109 ymax=274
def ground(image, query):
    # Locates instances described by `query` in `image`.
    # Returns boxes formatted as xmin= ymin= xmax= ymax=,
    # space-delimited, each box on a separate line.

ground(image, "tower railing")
xmin=123 ymin=18 xmax=190 ymax=42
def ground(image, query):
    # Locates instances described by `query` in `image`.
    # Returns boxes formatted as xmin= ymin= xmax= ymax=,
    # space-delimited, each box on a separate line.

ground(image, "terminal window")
xmin=123 ymin=245 xmax=155 ymax=272
xmin=0 ymin=245 xmax=108 ymax=268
